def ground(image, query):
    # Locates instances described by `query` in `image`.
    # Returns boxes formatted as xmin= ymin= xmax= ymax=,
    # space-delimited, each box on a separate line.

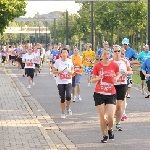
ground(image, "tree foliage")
xmin=0 ymin=0 xmax=26 ymax=34
xmin=1 ymin=1 xmax=148 ymax=50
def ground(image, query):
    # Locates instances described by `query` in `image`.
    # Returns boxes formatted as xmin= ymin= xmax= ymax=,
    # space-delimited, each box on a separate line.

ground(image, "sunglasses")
xmin=114 ymin=50 xmax=121 ymax=53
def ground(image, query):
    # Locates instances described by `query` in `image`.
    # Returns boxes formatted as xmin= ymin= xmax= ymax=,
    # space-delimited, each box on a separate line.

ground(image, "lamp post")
xmin=91 ymin=1 xmax=94 ymax=50
xmin=66 ymin=9 xmax=69 ymax=45
xmin=148 ymin=0 xmax=150 ymax=45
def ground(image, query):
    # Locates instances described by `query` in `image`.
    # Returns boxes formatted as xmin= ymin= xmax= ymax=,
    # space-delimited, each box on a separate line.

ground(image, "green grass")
xmin=132 ymin=73 xmax=141 ymax=84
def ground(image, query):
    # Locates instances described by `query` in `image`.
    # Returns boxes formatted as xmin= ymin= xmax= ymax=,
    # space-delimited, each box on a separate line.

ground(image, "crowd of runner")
xmin=1 ymin=37 xmax=150 ymax=143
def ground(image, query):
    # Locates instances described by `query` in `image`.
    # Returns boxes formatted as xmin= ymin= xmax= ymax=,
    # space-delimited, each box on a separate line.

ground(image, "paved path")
xmin=4 ymin=63 xmax=150 ymax=150
xmin=0 ymin=65 xmax=58 ymax=150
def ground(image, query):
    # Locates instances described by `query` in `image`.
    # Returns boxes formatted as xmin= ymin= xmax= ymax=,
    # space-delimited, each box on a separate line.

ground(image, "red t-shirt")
xmin=92 ymin=61 xmax=119 ymax=95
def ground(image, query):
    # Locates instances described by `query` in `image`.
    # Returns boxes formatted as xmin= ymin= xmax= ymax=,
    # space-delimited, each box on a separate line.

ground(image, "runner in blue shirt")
xmin=96 ymin=41 xmax=113 ymax=60
xmin=138 ymin=44 xmax=150 ymax=97
xmin=51 ymin=44 xmax=60 ymax=64
xmin=142 ymin=57 xmax=150 ymax=99
xmin=122 ymin=38 xmax=139 ymax=98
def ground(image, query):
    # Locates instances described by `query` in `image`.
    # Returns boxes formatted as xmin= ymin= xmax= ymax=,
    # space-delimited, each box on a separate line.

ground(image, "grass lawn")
xmin=132 ymin=73 xmax=141 ymax=84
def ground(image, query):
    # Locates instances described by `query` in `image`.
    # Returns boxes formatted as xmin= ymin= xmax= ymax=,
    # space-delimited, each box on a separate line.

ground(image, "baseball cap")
xmin=122 ymin=38 xmax=129 ymax=45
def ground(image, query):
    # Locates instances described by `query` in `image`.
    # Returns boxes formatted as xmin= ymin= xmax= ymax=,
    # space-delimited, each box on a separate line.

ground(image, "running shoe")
xmin=61 ymin=113 xmax=66 ymax=119
xmin=101 ymin=136 xmax=108 ymax=143
xmin=77 ymin=96 xmax=82 ymax=101
xmin=108 ymin=129 xmax=114 ymax=140
xmin=66 ymin=108 xmax=72 ymax=115
xmin=126 ymin=94 xmax=130 ymax=98
xmin=116 ymin=123 xmax=122 ymax=131
xmin=145 ymin=95 xmax=149 ymax=98
xmin=27 ymin=85 xmax=31 ymax=89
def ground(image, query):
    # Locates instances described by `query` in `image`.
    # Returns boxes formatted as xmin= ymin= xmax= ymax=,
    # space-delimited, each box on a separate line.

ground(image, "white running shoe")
xmin=77 ymin=96 xmax=82 ymax=101
xmin=67 ymin=108 xmax=72 ymax=115
xmin=32 ymin=82 xmax=35 ymax=86
xmin=61 ymin=113 xmax=66 ymax=119
xmin=27 ymin=85 xmax=31 ymax=89
xmin=126 ymin=94 xmax=130 ymax=98
xmin=88 ymin=83 xmax=90 ymax=87
xmin=72 ymin=97 xmax=76 ymax=102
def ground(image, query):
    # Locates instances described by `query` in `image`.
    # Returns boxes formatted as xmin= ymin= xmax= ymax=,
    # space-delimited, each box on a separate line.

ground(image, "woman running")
xmin=53 ymin=47 xmax=74 ymax=119
xmin=112 ymin=45 xmax=133 ymax=131
xmin=91 ymin=48 xmax=119 ymax=143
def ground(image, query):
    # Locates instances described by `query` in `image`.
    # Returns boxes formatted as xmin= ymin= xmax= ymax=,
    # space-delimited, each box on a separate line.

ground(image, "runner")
xmin=53 ymin=47 xmax=74 ymax=119
xmin=71 ymin=47 xmax=83 ymax=102
xmin=19 ymin=47 xmax=27 ymax=77
xmin=137 ymin=44 xmax=150 ymax=97
xmin=112 ymin=45 xmax=133 ymax=131
xmin=10 ymin=45 xmax=16 ymax=66
xmin=91 ymin=48 xmax=119 ymax=143
xmin=33 ymin=47 xmax=41 ymax=76
xmin=51 ymin=44 xmax=60 ymax=65
xmin=66 ymin=45 xmax=73 ymax=56
xmin=142 ymin=57 xmax=150 ymax=99
xmin=45 ymin=46 xmax=53 ymax=74
xmin=1 ymin=47 xmax=6 ymax=64
xmin=96 ymin=41 xmax=113 ymax=60
xmin=22 ymin=48 xmax=35 ymax=88
xmin=82 ymin=43 xmax=96 ymax=86
xmin=122 ymin=38 xmax=138 ymax=98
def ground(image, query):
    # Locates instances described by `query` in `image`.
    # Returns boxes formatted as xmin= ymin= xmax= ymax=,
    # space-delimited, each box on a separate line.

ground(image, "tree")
xmin=0 ymin=0 xmax=26 ymax=34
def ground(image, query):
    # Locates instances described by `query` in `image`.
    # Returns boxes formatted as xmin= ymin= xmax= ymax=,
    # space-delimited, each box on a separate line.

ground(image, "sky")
xmin=24 ymin=1 xmax=81 ymax=17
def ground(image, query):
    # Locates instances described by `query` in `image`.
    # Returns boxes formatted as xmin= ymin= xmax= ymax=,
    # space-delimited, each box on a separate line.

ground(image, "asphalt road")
xmin=9 ymin=63 xmax=150 ymax=150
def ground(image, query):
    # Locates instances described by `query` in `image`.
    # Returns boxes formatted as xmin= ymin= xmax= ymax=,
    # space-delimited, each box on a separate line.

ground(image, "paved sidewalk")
xmin=0 ymin=66 xmax=57 ymax=150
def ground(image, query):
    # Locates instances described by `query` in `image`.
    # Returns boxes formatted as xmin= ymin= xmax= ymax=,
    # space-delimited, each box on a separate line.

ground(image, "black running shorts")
xmin=93 ymin=92 xmax=116 ymax=106
xmin=114 ymin=84 xmax=127 ymax=100
xmin=140 ymin=71 xmax=145 ymax=80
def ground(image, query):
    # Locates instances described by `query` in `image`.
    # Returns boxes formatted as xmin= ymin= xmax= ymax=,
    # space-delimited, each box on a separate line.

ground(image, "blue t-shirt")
xmin=96 ymin=48 xmax=113 ymax=58
xmin=142 ymin=58 xmax=150 ymax=81
xmin=51 ymin=50 xmax=60 ymax=63
xmin=125 ymin=47 xmax=137 ymax=61
xmin=138 ymin=51 xmax=150 ymax=71
xmin=125 ymin=47 xmax=137 ymax=80
xmin=69 ymin=51 xmax=73 ymax=56
xmin=1 ymin=49 xmax=6 ymax=55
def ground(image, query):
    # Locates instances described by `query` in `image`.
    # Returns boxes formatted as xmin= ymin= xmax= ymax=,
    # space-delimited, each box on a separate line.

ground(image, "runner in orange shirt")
xmin=71 ymin=48 xmax=83 ymax=102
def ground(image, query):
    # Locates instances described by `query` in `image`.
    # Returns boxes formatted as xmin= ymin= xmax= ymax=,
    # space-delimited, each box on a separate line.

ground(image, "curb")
xmin=3 ymin=65 xmax=78 ymax=150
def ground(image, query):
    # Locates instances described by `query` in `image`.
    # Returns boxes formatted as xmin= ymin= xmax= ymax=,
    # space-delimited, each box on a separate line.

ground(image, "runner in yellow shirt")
xmin=71 ymin=47 xmax=83 ymax=102
xmin=82 ymin=43 xmax=96 ymax=86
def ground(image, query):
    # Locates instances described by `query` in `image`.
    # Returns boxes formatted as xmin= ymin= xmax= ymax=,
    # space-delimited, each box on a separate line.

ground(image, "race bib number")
xmin=26 ymin=59 xmax=34 ymax=66
xmin=117 ymin=76 xmax=126 ymax=82
xmin=27 ymin=63 xmax=33 ymax=66
xmin=74 ymin=66 xmax=80 ymax=73
xmin=59 ymin=73 xmax=71 ymax=80
xmin=86 ymin=58 xmax=92 ymax=63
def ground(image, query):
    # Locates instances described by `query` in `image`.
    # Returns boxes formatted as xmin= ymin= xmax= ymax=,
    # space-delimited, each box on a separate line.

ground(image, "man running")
xmin=138 ymin=44 xmax=150 ymax=97
xmin=122 ymin=38 xmax=138 ymax=98
xmin=82 ymin=43 xmax=96 ymax=86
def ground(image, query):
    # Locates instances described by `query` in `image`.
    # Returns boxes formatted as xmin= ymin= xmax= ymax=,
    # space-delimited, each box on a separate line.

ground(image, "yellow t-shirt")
xmin=72 ymin=55 xmax=83 ymax=77
xmin=82 ymin=50 xmax=96 ymax=67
